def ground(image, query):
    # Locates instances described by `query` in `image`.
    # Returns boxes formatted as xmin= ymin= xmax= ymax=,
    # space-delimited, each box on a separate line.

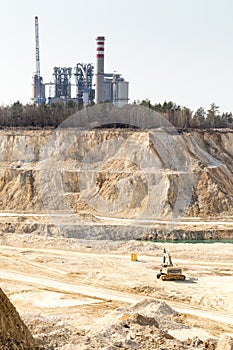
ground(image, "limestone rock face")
xmin=1 ymin=129 xmax=233 ymax=226
xmin=0 ymin=287 xmax=35 ymax=349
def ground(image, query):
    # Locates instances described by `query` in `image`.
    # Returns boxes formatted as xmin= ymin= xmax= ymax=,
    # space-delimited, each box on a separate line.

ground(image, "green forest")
xmin=0 ymin=99 xmax=232 ymax=129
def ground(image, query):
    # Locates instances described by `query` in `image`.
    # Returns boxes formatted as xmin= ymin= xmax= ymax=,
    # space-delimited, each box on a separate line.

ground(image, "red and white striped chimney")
xmin=95 ymin=36 xmax=105 ymax=103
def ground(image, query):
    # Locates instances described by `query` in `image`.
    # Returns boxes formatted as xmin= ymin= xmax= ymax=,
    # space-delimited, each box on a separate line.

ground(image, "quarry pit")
xmin=1 ymin=126 xmax=233 ymax=348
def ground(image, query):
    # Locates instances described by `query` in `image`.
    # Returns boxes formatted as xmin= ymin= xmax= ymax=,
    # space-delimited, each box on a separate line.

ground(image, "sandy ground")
xmin=1 ymin=233 xmax=233 ymax=348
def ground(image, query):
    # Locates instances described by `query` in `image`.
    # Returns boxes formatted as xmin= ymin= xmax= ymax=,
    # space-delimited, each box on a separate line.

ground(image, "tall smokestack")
xmin=95 ymin=36 xmax=105 ymax=103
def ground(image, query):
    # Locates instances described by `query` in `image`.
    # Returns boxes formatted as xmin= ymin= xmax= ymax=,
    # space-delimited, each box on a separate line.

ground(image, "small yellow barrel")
xmin=131 ymin=253 xmax=138 ymax=261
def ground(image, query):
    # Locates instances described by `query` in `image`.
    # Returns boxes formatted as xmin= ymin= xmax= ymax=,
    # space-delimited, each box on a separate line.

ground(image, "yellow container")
xmin=131 ymin=253 xmax=138 ymax=261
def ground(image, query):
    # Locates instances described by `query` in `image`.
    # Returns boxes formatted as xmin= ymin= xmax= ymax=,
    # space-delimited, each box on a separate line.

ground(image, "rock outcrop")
xmin=0 ymin=287 xmax=35 ymax=349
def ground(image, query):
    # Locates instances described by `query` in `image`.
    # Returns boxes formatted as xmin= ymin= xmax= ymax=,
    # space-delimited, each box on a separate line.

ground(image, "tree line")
xmin=0 ymin=99 xmax=232 ymax=129
xmin=137 ymin=99 xmax=233 ymax=129
xmin=0 ymin=100 xmax=83 ymax=128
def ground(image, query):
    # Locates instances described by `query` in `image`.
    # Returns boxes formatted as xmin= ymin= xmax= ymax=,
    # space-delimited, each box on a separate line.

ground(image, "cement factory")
xmin=32 ymin=17 xmax=129 ymax=107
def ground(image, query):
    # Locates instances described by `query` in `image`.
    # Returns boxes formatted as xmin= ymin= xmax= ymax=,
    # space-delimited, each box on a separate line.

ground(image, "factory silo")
xmin=95 ymin=36 xmax=105 ymax=103
xmin=112 ymin=75 xmax=129 ymax=107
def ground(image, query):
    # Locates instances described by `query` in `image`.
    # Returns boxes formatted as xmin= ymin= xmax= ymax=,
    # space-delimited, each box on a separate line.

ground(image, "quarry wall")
xmin=0 ymin=128 xmax=233 ymax=240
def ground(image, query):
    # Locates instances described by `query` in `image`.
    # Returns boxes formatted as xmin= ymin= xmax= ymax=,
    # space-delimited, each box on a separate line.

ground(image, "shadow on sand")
xmin=174 ymin=277 xmax=198 ymax=284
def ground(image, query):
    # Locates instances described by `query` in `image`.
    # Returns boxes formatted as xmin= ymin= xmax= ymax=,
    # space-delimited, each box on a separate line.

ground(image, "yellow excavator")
xmin=156 ymin=248 xmax=186 ymax=281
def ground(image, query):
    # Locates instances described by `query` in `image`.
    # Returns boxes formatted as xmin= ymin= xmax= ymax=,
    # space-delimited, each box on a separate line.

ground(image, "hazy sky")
xmin=1 ymin=0 xmax=233 ymax=112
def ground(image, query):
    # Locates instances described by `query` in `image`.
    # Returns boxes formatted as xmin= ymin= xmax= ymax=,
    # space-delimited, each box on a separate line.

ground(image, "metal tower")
xmin=32 ymin=16 xmax=45 ymax=105
xmin=74 ymin=63 xmax=95 ymax=107
xmin=35 ymin=16 xmax=40 ymax=80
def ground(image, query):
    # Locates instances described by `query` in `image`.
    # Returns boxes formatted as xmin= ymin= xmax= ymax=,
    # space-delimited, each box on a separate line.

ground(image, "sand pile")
xmin=77 ymin=299 xmax=217 ymax=349
xmin=216 ymin=336 xmax=233 ymax=350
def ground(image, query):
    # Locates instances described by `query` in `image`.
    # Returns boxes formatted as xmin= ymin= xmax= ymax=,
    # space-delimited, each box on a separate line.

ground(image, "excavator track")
xmin=161 ymin=274 xmax=186 ymax=281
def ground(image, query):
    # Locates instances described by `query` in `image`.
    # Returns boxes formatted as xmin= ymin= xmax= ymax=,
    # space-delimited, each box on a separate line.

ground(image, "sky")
xmin=1 ymin=0 xmax=233 ymax=113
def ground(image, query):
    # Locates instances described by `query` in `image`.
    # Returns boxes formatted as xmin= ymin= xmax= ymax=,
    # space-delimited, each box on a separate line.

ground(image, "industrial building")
xmin=74 ymin=63 xmax=95 ymax=106
xmin=32 ymin=18 xmax=129 ymax=107
xmin=53 ymin=67 xmax=72 ymax=100
xmin=104 ymin=73 xmax=129 ymax=107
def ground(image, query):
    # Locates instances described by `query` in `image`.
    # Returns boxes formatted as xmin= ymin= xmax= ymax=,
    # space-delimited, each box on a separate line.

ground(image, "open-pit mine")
xmin=1 ymin=120 xmax=233 ymax=349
